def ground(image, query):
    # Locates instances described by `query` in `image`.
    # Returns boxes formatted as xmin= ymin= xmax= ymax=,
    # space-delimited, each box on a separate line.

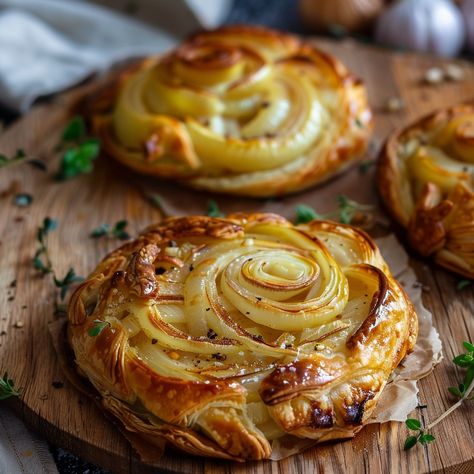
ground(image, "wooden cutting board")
xmin=1 ymin=38 xmax=474 ymax=474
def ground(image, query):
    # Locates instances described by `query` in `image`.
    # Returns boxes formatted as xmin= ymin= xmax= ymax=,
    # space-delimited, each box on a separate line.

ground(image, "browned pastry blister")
xmin=89 ymin=25 xmax=372 ymax=197
xmin=378 ymin=101 xmax=474 ymax=278
xmin=67 ymin=214 xmax=417 ymax=461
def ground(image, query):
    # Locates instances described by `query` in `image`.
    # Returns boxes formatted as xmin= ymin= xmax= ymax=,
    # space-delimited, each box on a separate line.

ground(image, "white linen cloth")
xmin=0 ymin=0 xmax=232 ymax=112
xmin=0 ymin=406 xmax=59 ymax=474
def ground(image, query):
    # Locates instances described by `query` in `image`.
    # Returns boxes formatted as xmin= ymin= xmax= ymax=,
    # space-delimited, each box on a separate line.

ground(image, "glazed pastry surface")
xmin=378 ymin=102 xmax=474 ymax=278
xmin=92 ymin=26 xmax=372 ymax=197
xmin=68 ymin=214 xmax=417 ymax=461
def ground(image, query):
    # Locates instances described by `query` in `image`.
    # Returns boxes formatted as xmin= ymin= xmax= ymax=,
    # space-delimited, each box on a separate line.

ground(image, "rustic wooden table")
xmin=0 ymin=38 xmax=473 ymax=473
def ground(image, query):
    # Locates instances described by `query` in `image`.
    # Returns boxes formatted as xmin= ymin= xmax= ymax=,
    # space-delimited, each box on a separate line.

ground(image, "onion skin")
xmin=89 ymin=25 xmax=372 ymax=197
xmin=68 ymin=213 xmax=417 ymax=460
xmin=378 ymin=101 xmax=474 ymax=278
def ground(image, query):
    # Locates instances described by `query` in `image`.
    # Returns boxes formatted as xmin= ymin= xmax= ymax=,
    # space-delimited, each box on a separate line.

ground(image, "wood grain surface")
xmin=1 ymin=38 xmax=473 ymax=474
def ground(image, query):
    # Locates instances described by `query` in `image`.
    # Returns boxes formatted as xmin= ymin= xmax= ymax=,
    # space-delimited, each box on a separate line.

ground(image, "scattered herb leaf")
xmin=295 ymin=204 xmax=322 ymax=224
xmin=405 ymin=418 xmax=421 ymax=430
xmin=90 ymin=220 xmax=130 ymax=240
xmin=294 ymin=196 xmax=374 ymax=226
xmin=88 ymin=320 xmax=110 ymax=337
xmin=0 ymin=149 xmax=26 ymax=168
xmin=0 ymin=373 xmax=20 ymax=400
xmin=0 ymin=149 xmax=46 ymax=171
xmin=53 ymin=268 xmax=84 ymax=301
xmin=13 ymin=193 xmax=33 ymax=207
xmin=34 ymin=217 xmax=57 ymax=275
xmin=207 ymin=200 xmax=224 ymax=218
xmin=34 ymin=218 xmax=84 ymax=303
xmin=404 ymin=436 xmax=418 ymax=451
xmin=62 ymin=116 xmax=86 ymax=142
xmin=90 ymin=223 xmax=110 ymax=238
xmin=56 ymin=117 xmax=100 ymax=180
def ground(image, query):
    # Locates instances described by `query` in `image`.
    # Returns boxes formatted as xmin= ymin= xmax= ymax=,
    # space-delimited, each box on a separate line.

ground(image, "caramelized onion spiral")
xmin=68 ymin=214 xmax=416 ymax=461
xmin=378 ymin=102 xmax=474 ymax=278
xmin=92 ymin=26 xmax=372 ymax=197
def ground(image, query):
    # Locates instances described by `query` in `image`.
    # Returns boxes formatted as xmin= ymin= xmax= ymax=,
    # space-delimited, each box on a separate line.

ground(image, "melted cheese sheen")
xmin=68 ymin=214 xmax=417 ymax=461
xmin=92 ymin=26 xmax=372 ymax=197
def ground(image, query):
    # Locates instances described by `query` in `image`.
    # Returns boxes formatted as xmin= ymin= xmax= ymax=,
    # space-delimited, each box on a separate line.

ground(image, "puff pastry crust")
xmin=90 ymin=26 xmax=372 ymax=197
xmin=378 ymin=102 xmax=474 ymax=278
xmin=67 ymin=214 xmax=417 ymax=461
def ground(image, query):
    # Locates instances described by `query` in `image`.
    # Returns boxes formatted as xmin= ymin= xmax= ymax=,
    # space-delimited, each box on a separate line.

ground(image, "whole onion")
xmin=461 ymin=0 xmax=474 ymax=52
xmin=375 ymin=0 xmax=466 ymax=57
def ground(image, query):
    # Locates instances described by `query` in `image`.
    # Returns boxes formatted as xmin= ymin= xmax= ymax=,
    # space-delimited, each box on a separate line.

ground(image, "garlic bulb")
xmin=375 ymin=0 xmax=466 ymax=57
xmin=299 ymin=0 xmax=384 ymax=33
xmin=461 ymin=0 xmax=474 ymax=52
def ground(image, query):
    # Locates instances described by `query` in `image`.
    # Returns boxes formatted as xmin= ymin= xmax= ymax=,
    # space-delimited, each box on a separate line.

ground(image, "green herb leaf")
xmin=457 ymin=279 xmax=471 ymax=290
xmin=33 ymin=251 xmax=51 ymax=274
xmin=448 ymin=386 xmax=463 ymax=398
xmin=207 ymin=200 xmax=224 ymax=218
xmin=337 ymin=195 xmax=353 ymax=224
xmin=13 ymin=193 xmax=33 ymax=207
xmin=0 ymin=149 xmax=27 ymax=168
xmin=34 ymin=218 xmax=57 ymax=275
xmin=404 ymin=436 xmax=418 ymax=450
xmin=90 ymin=224 xmax=110 ymax=238
xmin=0 ymin=373 xmax=20 ymax=400
xmin=53 ymin=268 xmax=84 ymax=301
xmin=90 ymin=220 xmax=130 ymax=240
xmin=112 ymin=220 xmax=130 ymax=240
xmin=405 ymin=418 xmax=422 ymax=431
xmin=88 ymin=320 xmax=110 ymax=337
xmin=295 ymin=204 xmax=321 ymax=224
xmin=43 ymin=217 xmax=57 ymax=233
xmin=62 ymin=116 xmax=86 ymax=142
xmin=453 ymin=354 xmax=474 ymax=368
xmin=57 ymin=139 xmax=100 ymax=180
xmin=463 ymin=341 xmax=474 ymax=353
xmin=418 ymin=434 xmax=435 ymax=445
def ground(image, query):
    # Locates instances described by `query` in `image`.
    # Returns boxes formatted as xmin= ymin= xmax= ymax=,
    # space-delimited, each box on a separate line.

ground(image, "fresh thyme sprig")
xmin=34 ymin=218 xmax=84 ymax=301
xmin=404 ymin=341 xmax=474 ymax=450
xmin=56 ymin=116 xmax=100 ymax=180
xmin=0 ymin=149 xmax=47 ymax=171
xmin=90 ymin=220 xmax=130 ymax=240
xmin=34 ymin=217 xmax=57 ymax=275
xmin=295 ymin=195 xmax=374 ymax=225
xmin=54 ymin=268 xmax=84 ymax=301
xmin=207 ymin=200 xmax=224 ymax=218
xmin=0 ymin=373 xmax=20 ymax=400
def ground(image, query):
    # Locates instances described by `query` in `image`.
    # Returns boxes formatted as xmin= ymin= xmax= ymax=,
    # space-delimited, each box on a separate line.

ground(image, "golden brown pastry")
xmin=91 ymin=26 xmax=372 ymax=197
xmin=67 ymin=213 xmax=417 ymax=461
xmin=378 ymin=102 xmax=474 ymax=278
